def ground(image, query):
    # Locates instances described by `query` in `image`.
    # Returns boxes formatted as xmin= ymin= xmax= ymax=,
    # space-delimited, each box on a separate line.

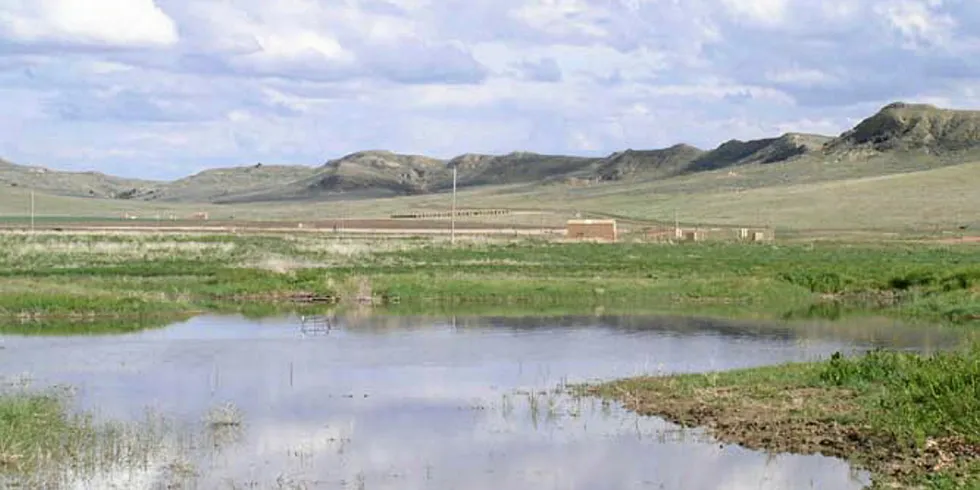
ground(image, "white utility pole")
xmin=451 ymin=165 xmax=457 ymax=246
xmin=30 ymin=190 xmax=35 ymax=233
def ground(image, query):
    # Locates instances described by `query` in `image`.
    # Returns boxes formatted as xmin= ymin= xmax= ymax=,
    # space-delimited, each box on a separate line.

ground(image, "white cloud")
xmin=510 ymin=0 xmax=610 ymax=38
xmin=764 ymin=67 xmax=838 ymax=87
xmin=2 ymin=0 xmax=980 ymax=178
xmin=0 ymin=0 xmax=178 ymax=47
xmin=874 ymin=0 xmax=956 ymax=49
xmin=720 ymin=0 xmax=789 ymax=26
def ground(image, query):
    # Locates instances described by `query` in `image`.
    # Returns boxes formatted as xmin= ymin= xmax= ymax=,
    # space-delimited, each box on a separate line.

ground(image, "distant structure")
xmin=682 ymin=230 xmax=705 ymax=242
xmin=191 ymin=212 xmax=209 ymax=221
xmin=566 ymin=219 xmax=617 ymax=242
xmin=391 ymin=209 xmax=510 ymax=219
xmin=737 ymin=227 xmax=772 ymax=243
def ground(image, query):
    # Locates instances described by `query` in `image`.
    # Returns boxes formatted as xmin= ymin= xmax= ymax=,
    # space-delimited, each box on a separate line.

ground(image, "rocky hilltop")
xmin=827 ymin=102 xmax=980 ymax=155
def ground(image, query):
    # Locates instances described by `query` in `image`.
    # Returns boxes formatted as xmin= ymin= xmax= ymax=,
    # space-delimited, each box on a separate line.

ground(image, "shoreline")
xmin=582 ymin=350 xmax=980 ymax=489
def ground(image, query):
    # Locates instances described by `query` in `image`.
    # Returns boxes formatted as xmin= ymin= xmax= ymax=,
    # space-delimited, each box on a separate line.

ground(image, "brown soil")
xmin=0 ymin=218 xmax=554 ymax=233
xmin=587 ymin=379 xmax=980 ymax=488
xmin=934 ymin=236 xmax=980 ymax=244
xmin=211 ymin=291 xmax=398 ymax=306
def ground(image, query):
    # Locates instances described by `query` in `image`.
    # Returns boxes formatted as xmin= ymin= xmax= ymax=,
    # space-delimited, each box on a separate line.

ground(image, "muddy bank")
xmin=583 ymin=363 xmax=980 ymax=489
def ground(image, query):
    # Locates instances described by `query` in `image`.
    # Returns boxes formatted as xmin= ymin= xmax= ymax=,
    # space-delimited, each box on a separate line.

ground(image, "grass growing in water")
xmin=585 ymin=346 xmax=980 ymax=489
xmin=0 ymin=386 xmax=169 ymax=487
xmin=0 ymin=391 xmax=76 ymax=473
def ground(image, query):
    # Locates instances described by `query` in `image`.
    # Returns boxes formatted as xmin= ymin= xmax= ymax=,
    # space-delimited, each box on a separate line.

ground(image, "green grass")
xmin=586 ymin=346 xmax=980 ymax=488
xmin=0 ymin=388 xmax=162 ymax=482
xmin=0 ymin=390 xmax=88 ymax=475
xmin=0 ymin=385 xmax=180 ymax=487
xmin=820 ymin=349 xmax=980 ymax=448
xmin=0 ymin=232 xmax=978 ymax=333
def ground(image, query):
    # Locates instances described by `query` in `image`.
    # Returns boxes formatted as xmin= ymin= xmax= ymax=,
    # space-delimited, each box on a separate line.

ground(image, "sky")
xmin=1 ymin=0 xmax=980 ymax=179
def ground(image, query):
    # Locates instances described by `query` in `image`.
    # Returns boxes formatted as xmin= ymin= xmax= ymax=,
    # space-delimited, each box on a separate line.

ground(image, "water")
xmin=0 ymin=313 xmax=966 ymax=489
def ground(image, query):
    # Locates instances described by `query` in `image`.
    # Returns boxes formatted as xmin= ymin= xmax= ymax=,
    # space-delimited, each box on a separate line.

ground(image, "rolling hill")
xmin=683 ymin=133 xmax=832 ymax=173
xmin=0 ymin=158 xmax=161 ymax=199
xmin=594 ymin=144 xmax=706 ymax=181
xmin=150 ymin=163 xmax=317 ymax=203
xmin=449 ymin=152 xmax=598 ymax=186
xmin=827 ymin=102 xmax=980 ymax=155
xmin=4 ymin=101 xmax=980 ymax=207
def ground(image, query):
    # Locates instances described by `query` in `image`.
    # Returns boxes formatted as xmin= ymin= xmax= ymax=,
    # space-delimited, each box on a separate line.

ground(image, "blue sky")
xmin=1 ymin=0 xmax=979 ymax=179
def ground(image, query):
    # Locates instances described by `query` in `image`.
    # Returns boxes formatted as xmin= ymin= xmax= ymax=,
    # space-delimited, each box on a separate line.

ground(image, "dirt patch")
xmin=0 ymin=218 xmax=554 ymax=233
xmin=586 ymin=378 xmax=980 ymax=488
xmin=934 ymin=236 xmax=980 ymax=244
xmin=211 ymin=289 xmax=397 ymax=306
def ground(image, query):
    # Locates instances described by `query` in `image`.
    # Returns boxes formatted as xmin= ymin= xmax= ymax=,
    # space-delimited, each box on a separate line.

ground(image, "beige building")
xmin=566 ymin=219 xmax=618 ymax=242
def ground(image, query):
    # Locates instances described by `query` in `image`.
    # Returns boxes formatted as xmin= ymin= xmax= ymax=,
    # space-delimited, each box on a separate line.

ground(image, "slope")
xmin=8 ymin=101 xmax=980 ymax=208
xmin=594 ymin=144 xmax=705 ymax=181
xmin=448 ymin=152 xmax=599 ymax=187
xmin=827 ymin=102 xmax=980 ymax=156
xmin=2 ymin=159 xmax=978 ymax=232
xmin=220 ymin=151 xmax=450 ymax=202
xmin=148 ymin=163 xmax=317 ymax=203
xmin=683 ymin=133 xmax=831 ymax=173
xmin=0 ymin=158 xmax=161 ymax=199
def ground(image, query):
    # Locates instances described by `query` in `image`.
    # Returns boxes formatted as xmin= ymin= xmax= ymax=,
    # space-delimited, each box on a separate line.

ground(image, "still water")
xmin=0 ymin=314 xmax=966 ymax=489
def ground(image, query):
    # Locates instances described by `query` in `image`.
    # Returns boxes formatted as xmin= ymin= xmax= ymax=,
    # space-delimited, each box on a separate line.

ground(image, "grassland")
xmin=3 ymin=154 xmax=980 ymax=233
xmin=0 ymin=230 xmax=978 ymax=334
xmin=585 ymin=346 xmax=980 ymax=488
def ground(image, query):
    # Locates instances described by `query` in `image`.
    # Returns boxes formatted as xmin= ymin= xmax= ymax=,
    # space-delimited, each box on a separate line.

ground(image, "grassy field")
xmin=0 ymin=230 xmax=978 ymax=333
xmin=585 ymin=346 xmax=980 ymax=488
xmin=3 ymin=157 xmax=979 ymax=233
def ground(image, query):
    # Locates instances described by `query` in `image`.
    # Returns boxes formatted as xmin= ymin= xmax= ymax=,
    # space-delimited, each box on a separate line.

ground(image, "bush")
xmin=778 ymin=270 xmax=854 ymax=294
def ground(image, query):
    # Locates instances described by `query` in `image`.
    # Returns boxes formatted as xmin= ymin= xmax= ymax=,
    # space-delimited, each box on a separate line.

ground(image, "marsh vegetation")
xmin=1 ymin=230 xmax=978 ymax=488
xmin=0 ymin=231 xmax=978 ymax=331
xmin=587 ymin=345 xmax=980 ymax=488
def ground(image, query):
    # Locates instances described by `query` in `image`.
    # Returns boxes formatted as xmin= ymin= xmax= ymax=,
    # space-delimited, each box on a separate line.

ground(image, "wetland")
xmin=1 ymin=232 xmax=978 ymax=488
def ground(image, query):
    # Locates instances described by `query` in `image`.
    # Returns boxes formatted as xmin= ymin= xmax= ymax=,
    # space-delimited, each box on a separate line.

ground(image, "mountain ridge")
xmin=5 ymin=101 xmax=980 ymax=203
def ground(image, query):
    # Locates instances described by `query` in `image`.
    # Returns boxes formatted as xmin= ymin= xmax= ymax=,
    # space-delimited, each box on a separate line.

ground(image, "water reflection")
xmin=0 ymin=313 xmax=958 ymax=489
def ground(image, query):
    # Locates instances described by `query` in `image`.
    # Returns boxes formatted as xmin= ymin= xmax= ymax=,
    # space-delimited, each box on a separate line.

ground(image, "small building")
xmin=566 ymin=219 xmax=617 ymax=242
xmin=683 ymin=230 xmax=705 ymax=242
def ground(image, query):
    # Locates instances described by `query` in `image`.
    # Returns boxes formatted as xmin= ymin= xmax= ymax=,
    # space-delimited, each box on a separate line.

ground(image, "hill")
xmin=827 ymin=102 xmax=980 ymax=155
xmin=448 ymin=152 xmax=598 ymax=186
xmin=0 ymin=158 xmax=161 ymax=199
xmin=595 ymin=144 xmax=705 ymax=181
xmin=6 ymin=101 xmax=980 ymax=205
xmin=149 ymin=163 xmax=317 ymax=203
xmin=684 ymin=133 xmax=832 ymax=173
xmin=218 ymin=150 xmax=450 ymax=202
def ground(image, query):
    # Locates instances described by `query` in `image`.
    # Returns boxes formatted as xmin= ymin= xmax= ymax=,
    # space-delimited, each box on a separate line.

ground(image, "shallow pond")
xmin=0 ymin=313 xmax=970 ymax=489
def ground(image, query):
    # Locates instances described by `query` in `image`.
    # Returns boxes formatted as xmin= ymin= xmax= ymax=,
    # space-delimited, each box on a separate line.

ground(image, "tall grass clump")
xmin=819 ymin=347 xmax=980 ymax=446
xmin=0 ymin=386 xmax=171 ymax=487
xmin=0 ymin=391 xmax=78 ymax=473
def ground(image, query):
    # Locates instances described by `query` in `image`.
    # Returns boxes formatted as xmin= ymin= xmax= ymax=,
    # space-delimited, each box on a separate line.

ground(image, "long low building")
xmin=566 ymin=219 xmax=618 ymax=242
